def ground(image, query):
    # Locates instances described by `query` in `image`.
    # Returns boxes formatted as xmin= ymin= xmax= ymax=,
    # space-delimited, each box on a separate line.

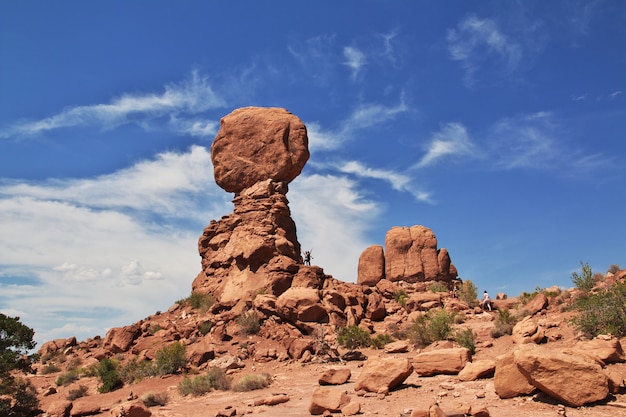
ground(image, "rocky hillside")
xmin=28 ymin=107 xmax=626 ymax=417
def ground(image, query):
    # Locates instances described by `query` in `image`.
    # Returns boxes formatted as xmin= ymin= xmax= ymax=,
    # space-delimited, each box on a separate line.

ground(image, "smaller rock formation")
xmin=354 ymin=357 xmax=413 ymax=394
xmin=358 ymin=225 xmax=458 ymax=286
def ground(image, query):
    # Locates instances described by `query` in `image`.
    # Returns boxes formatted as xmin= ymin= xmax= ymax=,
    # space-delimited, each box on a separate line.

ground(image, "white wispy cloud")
xmin=343 ymin=46 xmax=367 ymax=80
xmin=447 ymin=15 xmax=522 ymax=86
xmin=0 ymin=146 xmax=232 ymax=345
xmin=341 ymin=100 xmax=408 ymax=134
xmin=414 ymin=122 xmax=476 ymax=168
xmin=0 ymin=71 xmax=225 ymax=139
xmin=488 ymin=111 xmax=557 ymax=170
xmin=290 ymin=174 xmax=380 ymax=281
xmin=338 ymin=160 xmax=410 ymax=191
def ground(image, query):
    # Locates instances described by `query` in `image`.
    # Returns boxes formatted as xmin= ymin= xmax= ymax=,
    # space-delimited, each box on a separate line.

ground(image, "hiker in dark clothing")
xmin=303 ymin=250 xmax=312 ymax=266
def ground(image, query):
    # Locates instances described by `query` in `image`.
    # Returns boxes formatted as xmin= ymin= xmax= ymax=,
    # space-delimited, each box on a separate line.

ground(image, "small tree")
xmin=458 ymin=280 xmax=478 ymax=307
xmin=571 ymin=261 xmax=595 ymax=293
xmin=0 ymin=314 xmax=39 ymax=417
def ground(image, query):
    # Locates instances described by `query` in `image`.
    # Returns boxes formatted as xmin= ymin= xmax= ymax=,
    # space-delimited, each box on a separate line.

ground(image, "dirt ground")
xmin=29 ymin=309 xmax=626 ymax=417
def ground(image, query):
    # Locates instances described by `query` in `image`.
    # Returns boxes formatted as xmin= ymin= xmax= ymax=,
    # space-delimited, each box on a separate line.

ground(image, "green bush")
xmin=407 ymin=308 xmax=456 ymax=348
xmin=571 ymin=261 xmax=595 ymax=293
xmin=490 ymin=308 xmax=516 ymax=338
xmin=429 ymin=282 xmax=449 ymax=293
xmin=370 ymin=333 xmax=394 ymax=349
xmin=119 ymin=358 xmax=157 ymax=383
xmin=198 ymin=321 xmax=214 ymax=336
xmin=458 ymin=280 xmax=478 ymax=307
xmin=232 ymin=373 xmax=272 ymax=392
xmin=337 ymin=326 xmax=371 ymax=350
xmin=154 ymin=342 xmax=186 ymax=375
xmin=141 ymin=391 xmax=169 ymax=407
xmin=0 ymin=377 xmax=39 ymax=417
xmin=41 ymin=363 xmax=61 ymax=375
xmin=393 ymin=290 xmax=409 ymax=307
xmin=569 ymin=281 xmax=626 ymax=338
xmin=96 ymin=358 xmax=123 ymax=393
xmin=148 ymin=324 xmax=162 ymax=335
xmin=55 ymin=369 xmax=79 ymax=386
xmin=182 ymin=292 xmax=216 ymax=312
xmin=66 ymin=385 xmax=88 ymax=401
xmin=454 ymin=328 xmax=476 ymax=354
xmin=178 ymin=367 xmax=230 ymax=396
xmin=236 ymin=311 xmax=261 ymax=335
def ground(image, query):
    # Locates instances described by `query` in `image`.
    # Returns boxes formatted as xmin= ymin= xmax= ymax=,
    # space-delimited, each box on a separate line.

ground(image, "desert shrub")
xmin=458 ymin=280 xmax=478 ymax=307
xmin=96 ymin=358 xmax=123 ymax=393
xmin=490 ymin=308 xmax=516 ymax=338
xmin=41 ymin=363 xmax=61 ymax=375
xmin=182 ymin=292 xmax=216 ymax=312
xmin=66 ymin=384 xmax=88 ymax=401
xmin=571 ymin=261 xmax=595 ymax=293
xmin=407 ymin=308 xmax=456 ymax=348
xmin=119 ymin=358 xmax=157 ymax=383
xmin=55 ymin=369 xmax=79 ymax=386
xmin=337 ymin=326 xmax=371 ymax=350
xmin=393 ymin=290 xmax=409 ymax=307
xmin=198 ymin=320 xmax=214 ymax=336
xmin=65 ymin=357 xmax=81 ymax=371
xmin=148 ymin=324 xmax=162 ymax=335
xmin=236 ymin=311 xmax=261 ymax=335
xmin=232 ymin=373 xmax=272 ymax=392
xmin=608 ymin=264 xmax=622 ymax=274
xmin=178 ymin=367 xmax=230 ymax=396
xmin=387 ymin=323 xmax=407 ymax=341
xmin=454 ymin=328 xmax=476 ymax=354
xmin=141 ymin=391 xmax=169 ymax=407
xmin=569 ymin=281 xmax=626 ymax=338
xmin=370 ymin=333 xmax=395 ymax=349
xmin=154 ymin=342 xmax=186 ymax=375
xmin=429 ymin=282 xmax=448 ymax=293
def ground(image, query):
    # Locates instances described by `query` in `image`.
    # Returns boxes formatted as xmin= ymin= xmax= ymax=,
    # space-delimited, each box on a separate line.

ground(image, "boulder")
xmin=523 ymin=293 xmax=549 ymax=316
xmin=570 ymin=337 xmax=626 ymax=364
xmin=458 ymin=359 xmax=496 ymax=381
xmin=384 ymin=340 xmax=410 ymax=353
xmin=494 ymin=349 xmax=536 ymax=399
xmin=357 ymin=245 xmax=385 ymax=286
xmin=309 ymin=387 xmax=351 ymax=415
xmin=511 ymin=316 xmax=545 ymax=344
xmin=276 ymin=287 xmax=328 ymax=323
xmin=404 ymin=291 xmax=442 ymax=312
xmin=514 ymin=346 xmax=609 ymax=407
xmin=412 ymin=347 xmax=471 ymax=376
xmin=186 ymin=336 xmax=216 ymax=367
xmin=104 ymin=324 xmax=141 ymax=353
xmin=354 ymin=357 xmax=413 ymax=394
xmin=211 ymin=107 xmax=309 ymax=193
xmin=319 ymin=367 xmax=351 ymax=385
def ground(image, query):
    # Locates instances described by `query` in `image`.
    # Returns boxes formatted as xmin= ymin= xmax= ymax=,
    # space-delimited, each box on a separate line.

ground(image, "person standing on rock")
xmin=303 ymin=250 xmax=312 ymax=266
xmin=481 ymin=290 xmax=492 ymax=311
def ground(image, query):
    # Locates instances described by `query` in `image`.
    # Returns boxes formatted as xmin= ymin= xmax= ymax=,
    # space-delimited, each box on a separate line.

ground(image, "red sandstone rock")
xmin=357 ymin=245 xmax=385 ymax=286
xmin=309 ymin=386 xmax=351 ymax=415
xmin=319 ymin=367 xmax=351 ymax=385
xmin=354 ymin=357 xmax=413 ymax=394
xmin=494 ymin=349 xmax=536 ymax=399
xmin=384 ymin=225 xmax=457 ymax=283
xmin=211 ymin=107 xmax=309 ymax=193
xmin=523 ymin=293 xmax=549 ymax=316
xmin=104 ymin=324 xmax=141 ymax=353
xmin=411 ymin=347 xmax=471 ymax=376
xmin=514 ymin=346 xmax=610 ymax=407
xmin=458 ymin=359 xmax=496 ymax=381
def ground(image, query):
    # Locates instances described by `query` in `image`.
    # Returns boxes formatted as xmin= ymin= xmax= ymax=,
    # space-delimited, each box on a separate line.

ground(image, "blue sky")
xmin=1 ymin=1 xmax=624 ymax=346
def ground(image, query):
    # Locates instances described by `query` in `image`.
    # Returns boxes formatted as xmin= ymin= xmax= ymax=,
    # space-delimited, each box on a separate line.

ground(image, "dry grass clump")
xmin=141 ymin=391 xmax=169 ymax=407
xmin=232 ymin=373 xmax=272 ymax=392
xmin=178 ymin=367 xmax=231 ymax=396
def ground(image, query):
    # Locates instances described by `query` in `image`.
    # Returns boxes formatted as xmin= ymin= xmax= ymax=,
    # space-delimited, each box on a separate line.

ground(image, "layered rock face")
xmin=192 ymin=107 xmax=309 ymax=304
xmin=357 ymin=225 xmax=458 ymax=286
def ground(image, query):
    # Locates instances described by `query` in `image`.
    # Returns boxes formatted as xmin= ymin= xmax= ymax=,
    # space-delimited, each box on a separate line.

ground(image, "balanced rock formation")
xmin=192 ymin=107 xmax=309 ymax=305
xmin=358 ymin=225 xmax=458 ymax=286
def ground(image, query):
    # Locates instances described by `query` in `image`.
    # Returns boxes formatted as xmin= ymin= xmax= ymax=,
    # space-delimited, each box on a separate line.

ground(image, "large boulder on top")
xmin=384 ymin=225 xmax=457 ymax=283
xmin=211 ymin=107 xmax=309 ymax=193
